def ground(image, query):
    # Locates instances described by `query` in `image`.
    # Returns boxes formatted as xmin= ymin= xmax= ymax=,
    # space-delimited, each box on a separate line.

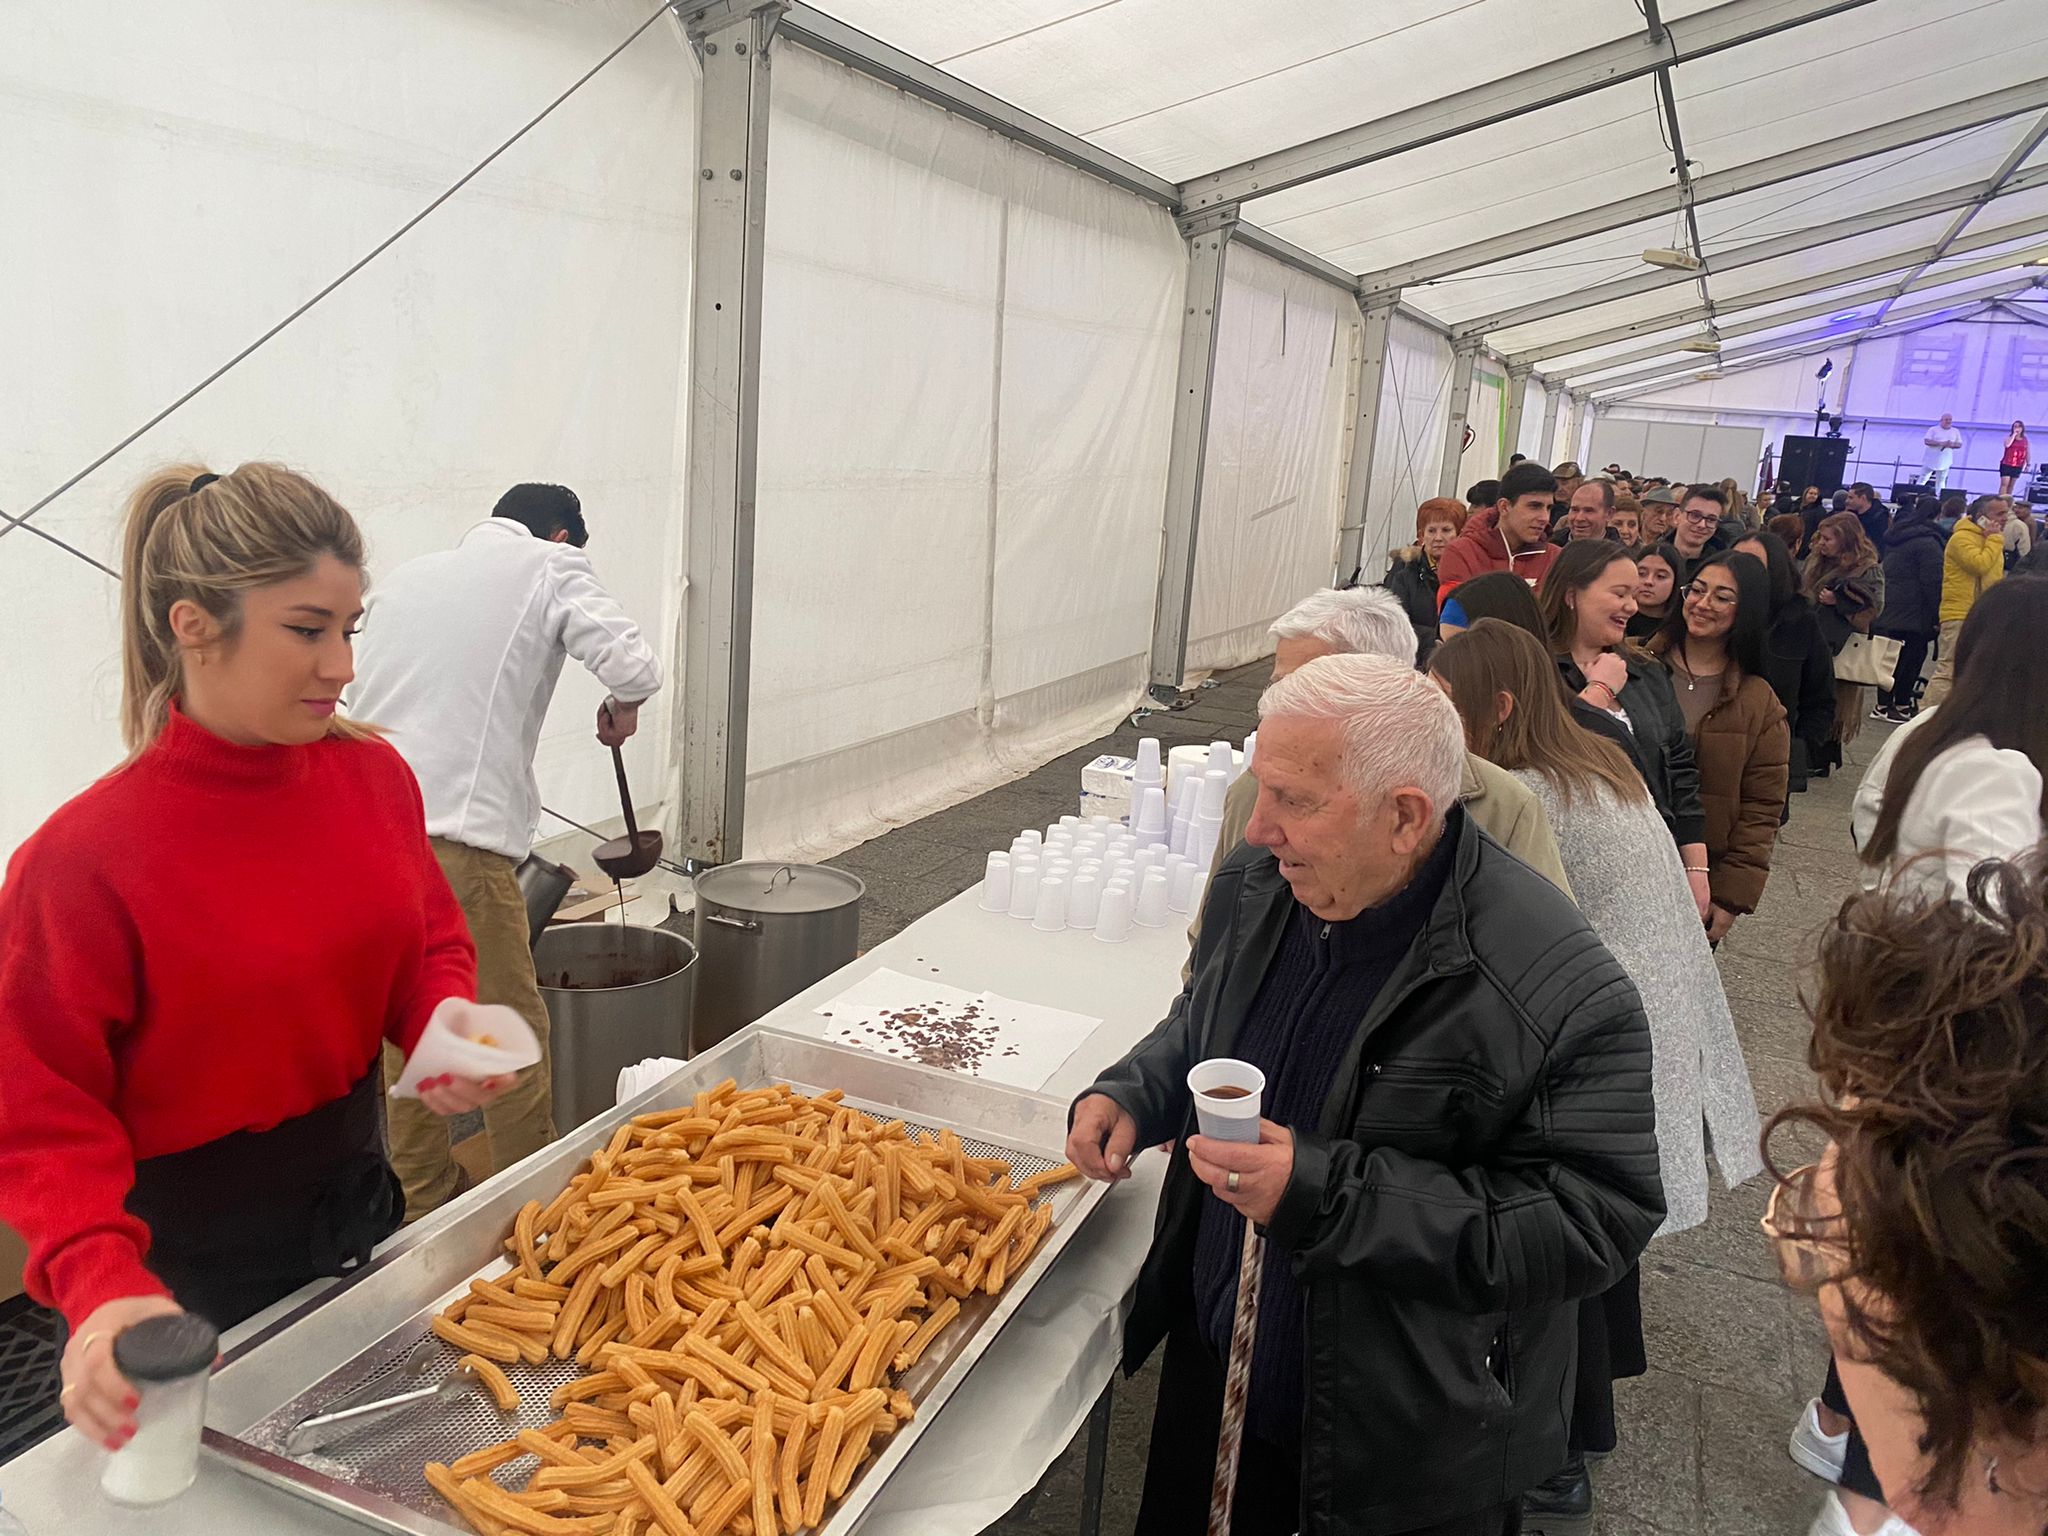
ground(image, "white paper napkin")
xmin=814 ymin=968 xmax=1100 ymax=1091
xmin=616 ymin=1057 xmax=689 ymax=1105
xmin=388 ymin=998 xmax=541 ymax=1099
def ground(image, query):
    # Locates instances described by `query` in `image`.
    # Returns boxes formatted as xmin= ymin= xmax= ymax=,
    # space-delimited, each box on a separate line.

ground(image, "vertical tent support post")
xmin=1539 ymin=382 xmax=1563 ymax=466
xmin=1147 ymin=205 xmax=1238 ymax=703
xmin=1581 ymin=397 xmax=1600 ymax=466
xmin=1502 ymin=363 xmax=1533 ymax=463
xmin=1564 ymin=393 xmax=1586 ymax=466
xmin=1436 ymin=340 xmax=1481 ymax=500
xmin=1334 ymin=293 xmax=1399 ymax=587
xmin=675 ymin=0 xmax=784 ymax=867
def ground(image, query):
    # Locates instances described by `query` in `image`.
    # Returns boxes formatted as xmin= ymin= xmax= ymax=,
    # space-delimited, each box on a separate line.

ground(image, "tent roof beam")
xmin=1360 ymin=76 xmax=2048 ymax=298
xmin=1177 ymin=0 xmax=1874 ymax=214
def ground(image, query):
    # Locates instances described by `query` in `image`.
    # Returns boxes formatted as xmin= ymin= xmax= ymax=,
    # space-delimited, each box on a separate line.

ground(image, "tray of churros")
xmin=201 ymin=1027 xmax=1108 ymax=1536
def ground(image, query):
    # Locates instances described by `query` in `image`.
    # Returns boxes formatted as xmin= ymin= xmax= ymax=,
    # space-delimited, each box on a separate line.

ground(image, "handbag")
xmin=1834 ymin=631 xmax=1902 ymax=686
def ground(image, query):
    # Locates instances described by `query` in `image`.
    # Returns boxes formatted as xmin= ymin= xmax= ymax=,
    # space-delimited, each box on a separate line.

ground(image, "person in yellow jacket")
xmin=1920 ymin=494 xmax=2009 ymax=709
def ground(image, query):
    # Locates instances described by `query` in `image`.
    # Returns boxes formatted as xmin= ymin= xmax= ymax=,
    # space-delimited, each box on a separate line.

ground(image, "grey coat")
xmin=1515 ymin=771 xmax=1764 ymax=1234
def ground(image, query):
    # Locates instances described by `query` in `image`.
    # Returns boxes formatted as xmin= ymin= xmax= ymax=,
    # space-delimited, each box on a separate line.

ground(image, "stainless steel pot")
xmin=691 ymin=862 xmax=863 ymax=1054
xmin=533 ymin=924 xmax=697 ymax=1130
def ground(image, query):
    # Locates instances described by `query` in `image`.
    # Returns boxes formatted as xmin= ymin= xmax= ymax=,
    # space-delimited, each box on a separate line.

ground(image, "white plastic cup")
xmin=1018 ymin=827 xmax=1043 ymax=848
xmin=1007 ymin=862 xmax=1040 ymax=919
xmin=1190 ymin=820 xmax=1221 ymax=872
xmin=1090 ymin=814 xmax=1113 ymax=829
xmin=1134 ymin=737 xmax=1164 ymax=792
xmin=1168 ymin=856 xmax=1196 ymax=913
xmin=1199 ymin=768 xmax=1230 ymax=818
xmin=980 ymin=852 xmax=1012 ymax=912
xmin=1187 ymin=1058 xmax=1265 ymax=1144
xmin=1033 ymin=877 xmax=1068 ymax=933
xmin=1045 ymin=859 xmax=1074 ymax=886
xmin=1242 ymin=731 xmax=1257 ymax=771
xmin=1060 ymin=814 xmax=1081 ymax=828
xmin=1185 ymin=872 xmax=1208 ymax=920
xmin=1132 ymin=785 xmax=1169 ymax=847
xmin=1068 ymin=872 xmax=1102 ymax=929
xmin=1207 ymin=740 xmax=1235 ymax=778
xmin=1134 ymin=845 xmax=1164 ymax=875
xmin=1135 ymin=867 xmax=1171 ymax=927
xmin=1169 ymin=777 xmax=1201 ymax=856
xmin=1093 ymin=882 xmax=1134 ymax=943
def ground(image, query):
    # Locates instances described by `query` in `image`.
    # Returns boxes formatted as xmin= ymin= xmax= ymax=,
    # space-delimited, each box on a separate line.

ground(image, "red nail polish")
xmin=124 ymin=1394 xmax=139 ymax=1411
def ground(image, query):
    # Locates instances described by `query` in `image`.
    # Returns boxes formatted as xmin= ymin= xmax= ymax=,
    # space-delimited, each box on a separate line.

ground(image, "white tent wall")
xmin=1585 ymin=418 xmax=1768 ymax=489
xmin=1184 ymin=245 xmax=1359 ymax=673
xmin=740 ymin=48 xmax=1182 ymax=859
xmin=1607 ymin=312 xmax=2048 ymax=497
xmin=1363 ymin=311 xmax=1456 ymax=573
xmin=0 ymin=0 xmax=695 ymax=874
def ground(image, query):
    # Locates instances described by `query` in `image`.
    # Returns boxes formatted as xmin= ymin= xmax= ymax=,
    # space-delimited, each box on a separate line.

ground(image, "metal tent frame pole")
xmin=1437 ymin=341 xmax=1481 ymax=500
xmin=673 ymin=0 xmax=783 ymax=867
xmin=1502 ymin=364 xmax=1534 ymax=463
xmin=1538 ymin=383 xmax=1564 ymax=466
xmin=1147 ymin=208 xmax=1238 ymax=702
xmin=1336 ymin=295 xmax=1399 ymax=586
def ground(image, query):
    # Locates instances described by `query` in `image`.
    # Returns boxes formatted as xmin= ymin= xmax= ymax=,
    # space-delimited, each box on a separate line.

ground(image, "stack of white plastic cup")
xmin=1242 ymin=732 xmax=1257 ymax=772
xmin=1168 ymin=777 xmax=1201 ymax=858
xmin=1132 ymin=785 xmax=1169 ymax=849
xmin=981 ymin=852 xmax=1012 ymax=912
xmin=1207 ymin=740 xmax=1236 ymax=780
xmin=1166 ymin=855 xmax=1195 ymax=913
xmin=1133 ymin=737 xmax=1164 ymax=801
xmin=1190 ymin=768 xmax=1230 ymax=870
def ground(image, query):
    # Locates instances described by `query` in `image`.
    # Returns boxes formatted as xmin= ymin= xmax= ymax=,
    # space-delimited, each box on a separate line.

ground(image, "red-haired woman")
xmin=1380 ymin=497 xmax=1467 ymax=664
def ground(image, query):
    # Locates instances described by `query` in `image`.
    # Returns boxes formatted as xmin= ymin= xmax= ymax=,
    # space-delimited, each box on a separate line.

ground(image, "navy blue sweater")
xmin=1189 ymin=829 xmax=1455 ymax=1446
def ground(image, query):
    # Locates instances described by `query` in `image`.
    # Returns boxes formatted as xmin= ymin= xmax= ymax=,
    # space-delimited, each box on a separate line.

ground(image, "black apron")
xmin=124 ymin=1067 xmax=404 ymax=1331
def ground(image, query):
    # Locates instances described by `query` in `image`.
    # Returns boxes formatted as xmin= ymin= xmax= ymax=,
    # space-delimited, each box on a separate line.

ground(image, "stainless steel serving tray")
xmin=202 ymin=1027 xmax=1108 ymax=1535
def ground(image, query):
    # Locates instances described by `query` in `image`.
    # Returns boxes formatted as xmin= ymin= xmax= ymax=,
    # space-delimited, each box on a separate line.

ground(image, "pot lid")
xmin=695 ymin=861 xmax=865 ymax=915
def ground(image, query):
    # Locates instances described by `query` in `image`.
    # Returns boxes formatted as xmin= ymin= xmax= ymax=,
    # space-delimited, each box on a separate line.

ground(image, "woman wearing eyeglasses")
xmin=1765 ymin=856 xmax=2048 ymax=1536
xmin=1647 ymin=551 xmax=1790 ymax=943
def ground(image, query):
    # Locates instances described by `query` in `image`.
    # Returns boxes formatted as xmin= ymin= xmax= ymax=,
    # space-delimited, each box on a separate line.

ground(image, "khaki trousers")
xmin=382 ymin=840 xmax=555 ymax=1221
xmin=1919 ymin=618 xmax=1965 ymax=710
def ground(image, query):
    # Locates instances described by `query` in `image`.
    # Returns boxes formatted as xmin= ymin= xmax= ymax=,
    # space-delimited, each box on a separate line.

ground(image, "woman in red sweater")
xmin=0 ymin=463 xmax=509 ymax=1452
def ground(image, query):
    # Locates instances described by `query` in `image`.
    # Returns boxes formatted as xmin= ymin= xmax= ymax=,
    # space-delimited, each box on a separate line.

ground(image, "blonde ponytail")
xmin=118 ymin=462 xmax=377 ymax=754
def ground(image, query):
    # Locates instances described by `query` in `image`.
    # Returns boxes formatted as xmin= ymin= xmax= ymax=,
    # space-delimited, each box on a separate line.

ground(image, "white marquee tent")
xmin=5 ymin=0 xmax=2045 ymax=873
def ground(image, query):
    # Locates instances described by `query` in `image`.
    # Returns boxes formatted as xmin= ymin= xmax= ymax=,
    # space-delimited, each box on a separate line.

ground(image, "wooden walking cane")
xmin=1207 ymin=1219 xmax=1265 ymax=1536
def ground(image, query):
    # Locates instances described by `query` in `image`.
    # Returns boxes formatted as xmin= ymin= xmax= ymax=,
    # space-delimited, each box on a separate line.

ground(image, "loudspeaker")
xmin=1779 ymin=435 xmax=1851 ymax=496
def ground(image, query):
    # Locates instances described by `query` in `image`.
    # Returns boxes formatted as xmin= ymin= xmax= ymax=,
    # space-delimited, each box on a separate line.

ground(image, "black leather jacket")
xmin=1556 ymin=651 xmax=1707 ymax=846
xmin=1087 ymin=812 xmax=1663 ymax=1535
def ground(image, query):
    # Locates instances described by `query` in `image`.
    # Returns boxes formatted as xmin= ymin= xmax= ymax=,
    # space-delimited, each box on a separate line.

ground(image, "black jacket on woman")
xmin=1759 ymin=599 xmax=1836 ymax=792
xmin=1557 ymin=651 xmax=1708 ymax=847
xmin=1382 ymin=547 xmax=1441 ymax=665
xmin=1087 ymin=809 xmax=1662 ymax=1536
xmin=1876 ymin=513 xmax=1944 ymax=638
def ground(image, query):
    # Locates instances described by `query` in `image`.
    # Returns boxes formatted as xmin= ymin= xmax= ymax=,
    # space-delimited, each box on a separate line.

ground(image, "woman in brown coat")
xmin=1650 ymin=550 xmax=1790 ymax=942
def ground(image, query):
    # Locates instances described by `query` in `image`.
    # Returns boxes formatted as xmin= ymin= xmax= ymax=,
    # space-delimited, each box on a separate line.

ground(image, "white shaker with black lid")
xmin=100 ymin=1312 xmax=218 ymax=1505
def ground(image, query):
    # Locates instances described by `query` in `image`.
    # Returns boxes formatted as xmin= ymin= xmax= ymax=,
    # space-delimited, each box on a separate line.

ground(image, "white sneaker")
xmin=1789 ymin=1397 xmax=1849 ymax=1482
xmin=1806 ymin=1488 xmax=1923 ymax=1536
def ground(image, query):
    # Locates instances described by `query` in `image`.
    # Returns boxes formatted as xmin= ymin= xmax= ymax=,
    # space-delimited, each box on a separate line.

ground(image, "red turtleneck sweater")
xmin=0 ymin=708 xmax=475 ymax=1328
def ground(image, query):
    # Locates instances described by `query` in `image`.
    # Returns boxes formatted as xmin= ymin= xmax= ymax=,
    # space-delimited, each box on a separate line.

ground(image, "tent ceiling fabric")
xmin=811 ymin=0 xmax=2046 ymax=357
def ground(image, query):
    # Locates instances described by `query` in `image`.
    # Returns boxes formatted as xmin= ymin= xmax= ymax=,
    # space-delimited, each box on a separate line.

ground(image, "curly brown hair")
xmin=1766 ymin=858 xmax=2048 ymax=1509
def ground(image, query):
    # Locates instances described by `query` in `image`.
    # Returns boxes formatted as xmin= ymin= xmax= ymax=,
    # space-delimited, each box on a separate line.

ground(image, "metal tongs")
xmin=285 ymin=1341 xmax=476 ymax=1454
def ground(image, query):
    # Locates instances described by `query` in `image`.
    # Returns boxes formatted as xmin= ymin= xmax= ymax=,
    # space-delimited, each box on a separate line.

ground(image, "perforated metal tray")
xmin=202 ymin=1028 xmax=1108 ymax=1535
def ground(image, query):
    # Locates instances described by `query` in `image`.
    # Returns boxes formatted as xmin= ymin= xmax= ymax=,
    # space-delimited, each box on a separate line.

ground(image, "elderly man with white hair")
xmin=1071 ymin=654 xmax=1663 ymax=1536
xmin=1204 ymin=588 xmax=1570 ymax=902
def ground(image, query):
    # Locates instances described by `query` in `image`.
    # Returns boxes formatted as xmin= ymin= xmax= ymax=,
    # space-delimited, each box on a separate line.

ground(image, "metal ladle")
xmin=592 ymin=708 xmax=663 ymax=882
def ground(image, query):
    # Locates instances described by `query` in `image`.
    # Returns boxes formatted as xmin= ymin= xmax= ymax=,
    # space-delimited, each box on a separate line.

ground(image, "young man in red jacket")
xmin=1436 ymin=460 xmax=1561 ymax=609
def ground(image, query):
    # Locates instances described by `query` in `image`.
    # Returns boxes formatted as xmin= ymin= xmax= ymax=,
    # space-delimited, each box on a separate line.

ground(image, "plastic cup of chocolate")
xmin=1186 ymin=1058 xmax=1265 ymax=1143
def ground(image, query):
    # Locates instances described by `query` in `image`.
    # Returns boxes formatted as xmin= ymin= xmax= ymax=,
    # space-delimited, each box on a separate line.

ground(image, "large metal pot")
xmin=691 ymin=862 xmax=863 ymax=1054
xmin=533 ymin=924 xmax=697 ymax=1131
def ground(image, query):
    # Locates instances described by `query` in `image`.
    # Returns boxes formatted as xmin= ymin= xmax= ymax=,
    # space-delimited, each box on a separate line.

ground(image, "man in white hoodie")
xmin=349 ymin=483 xmax=664 ymax=1217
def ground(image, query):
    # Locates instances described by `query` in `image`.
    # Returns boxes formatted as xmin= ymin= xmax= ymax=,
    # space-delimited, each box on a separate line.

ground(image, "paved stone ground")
xmin=831 ymin=659 xmax=1881 ymax=1536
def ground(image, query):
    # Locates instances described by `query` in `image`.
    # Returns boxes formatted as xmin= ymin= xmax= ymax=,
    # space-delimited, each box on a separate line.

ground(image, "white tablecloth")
xmin=0 ymin=886 xmax=1188 ymax=1534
